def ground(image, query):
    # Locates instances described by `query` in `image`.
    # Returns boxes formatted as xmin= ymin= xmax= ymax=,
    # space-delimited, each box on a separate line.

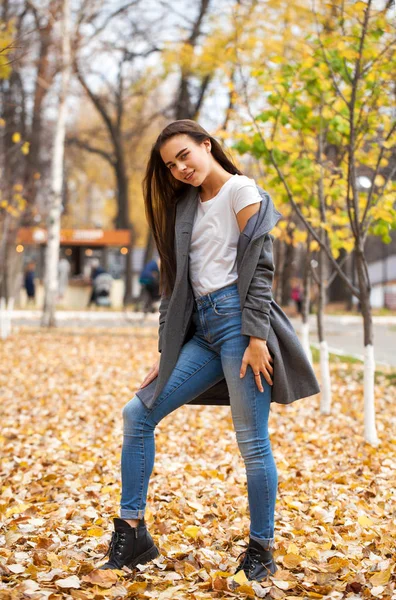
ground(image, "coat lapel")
xmin=174 ymin=188 xmax=199 ymax=276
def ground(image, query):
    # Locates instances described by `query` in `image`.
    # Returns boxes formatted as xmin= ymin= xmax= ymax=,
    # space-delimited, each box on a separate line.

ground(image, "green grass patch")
xmin=311 ymin=345 xmax=396 ymax=386
xmin=310 ymin=345 xmax=361 ymax=365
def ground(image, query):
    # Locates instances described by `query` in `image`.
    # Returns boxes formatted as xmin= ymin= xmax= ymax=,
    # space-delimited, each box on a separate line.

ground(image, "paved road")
xmin=7 ymin=310 xmax=396 ymax=368
xmin=290 ymin=315 xmax=396 ymax=368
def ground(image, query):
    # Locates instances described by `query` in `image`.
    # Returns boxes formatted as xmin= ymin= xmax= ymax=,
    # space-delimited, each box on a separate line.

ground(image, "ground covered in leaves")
xmin=0 ymin=327 xmax=395 ymax=599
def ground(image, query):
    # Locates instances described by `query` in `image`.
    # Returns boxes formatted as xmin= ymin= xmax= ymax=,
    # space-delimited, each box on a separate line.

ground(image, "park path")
xmin=9 ymin=310 xmax=396 ymax=367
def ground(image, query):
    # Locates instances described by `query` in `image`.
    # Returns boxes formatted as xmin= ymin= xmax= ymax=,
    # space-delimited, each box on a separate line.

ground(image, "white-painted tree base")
xmin=0 ymin=297 xmax=14 ymax=340
xmin=364 ymin=344 xmax=379 ymax=446
xmin=319 ymin=340 xmax=332 ymax=415
xmin=301 ymin=322 xmax=313 ymax=365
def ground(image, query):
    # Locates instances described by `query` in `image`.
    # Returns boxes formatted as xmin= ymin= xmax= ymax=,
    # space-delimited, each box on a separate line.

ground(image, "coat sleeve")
xmin=158 ymin=293 xmax=171 ymax=353
xmin=241 ymin=233 xmax=275 ymax=342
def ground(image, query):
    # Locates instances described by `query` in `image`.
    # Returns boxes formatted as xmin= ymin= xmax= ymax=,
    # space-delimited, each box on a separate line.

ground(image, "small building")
xmin=14 ymin=227 xmax=158 ymax=309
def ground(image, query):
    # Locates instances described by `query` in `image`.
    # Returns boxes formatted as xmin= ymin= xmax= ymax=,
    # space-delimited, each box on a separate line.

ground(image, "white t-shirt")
xmin=189 ymin=174 xmax=262 ymax=298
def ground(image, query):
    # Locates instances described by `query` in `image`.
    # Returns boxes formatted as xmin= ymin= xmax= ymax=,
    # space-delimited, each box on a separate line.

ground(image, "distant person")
xmin=58 ymin=257 xmax=71 ymax=301
xmin=24 ymin=261 xmax=36 ymax=306
xmin=87 ymin=259 xmax=111 ymax=307
xmin=291 ymin=283 xmax=303 ymax=315
xmin=139 ymin=259 xmax=160 ymax=314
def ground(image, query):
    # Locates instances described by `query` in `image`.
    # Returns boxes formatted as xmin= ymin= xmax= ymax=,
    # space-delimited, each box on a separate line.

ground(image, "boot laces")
xmin=100 ymin=531 xmax=127 ymax=565
xmin=236 ymin=547 xmax=260 ymax=576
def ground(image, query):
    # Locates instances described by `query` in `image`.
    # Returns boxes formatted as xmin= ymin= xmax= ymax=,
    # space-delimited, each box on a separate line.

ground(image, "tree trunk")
xmin=41 ymin=0 xmax=71 ymax=327
xmin=280 ymin=240 xmax=294 ymax=306
xmin=301 ymin=240 xmax=312 ymax=365
xmin=273 ymin=238 xmax=283 ymax=304
xmin=317 ymin=244 xmax=331 ymax=415
xmin=123 ymin=224 xmax=135 ymax=305
xmin=114 ymin=152 xmax=130 ymax=230
xmin=355 ymin=247 xmax=378 ymax=446
xmin=24 ymin=7 xmax=56 ymax=209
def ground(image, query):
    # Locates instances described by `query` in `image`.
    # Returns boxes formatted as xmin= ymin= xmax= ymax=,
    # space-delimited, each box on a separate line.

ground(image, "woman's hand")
xmin=240 ymin=338 xmax=273 ymax=391
xmin=138 ymin=358 xmax=160 ymax=389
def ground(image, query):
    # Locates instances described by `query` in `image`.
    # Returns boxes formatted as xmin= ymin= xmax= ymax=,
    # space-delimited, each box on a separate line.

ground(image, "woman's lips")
xmin=185 ymin=171 xmax=195 ymax=181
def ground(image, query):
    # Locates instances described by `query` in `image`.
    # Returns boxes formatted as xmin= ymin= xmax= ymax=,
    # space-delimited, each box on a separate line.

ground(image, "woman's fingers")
xmin=252 ymin=366 xmax=273 ymax=389
xmin=139 ymin=362 xmax=159 ymax=389
xmin=261 ymin=368 xmax=273 ymax=386
xmin=253 ymin=372 xmax=264 ymax=392
xmin=140 ymin=373 xmax=156 ymax=388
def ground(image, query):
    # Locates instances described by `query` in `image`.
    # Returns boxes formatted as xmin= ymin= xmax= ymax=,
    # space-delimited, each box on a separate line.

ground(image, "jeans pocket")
xmin=213 ymin=293 xmax=241 ymax=316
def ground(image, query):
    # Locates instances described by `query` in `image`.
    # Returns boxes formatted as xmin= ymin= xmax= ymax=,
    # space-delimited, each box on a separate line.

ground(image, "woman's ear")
xmin=203 ymin=138 xmax=211 ymax=153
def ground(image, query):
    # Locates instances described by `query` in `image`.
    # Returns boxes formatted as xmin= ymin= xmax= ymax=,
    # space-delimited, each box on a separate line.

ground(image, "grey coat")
xmin=136 ymin=185 xmax=320 ymax=409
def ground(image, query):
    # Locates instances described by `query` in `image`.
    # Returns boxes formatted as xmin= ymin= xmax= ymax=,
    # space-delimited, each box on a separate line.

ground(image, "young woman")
xmin=99 ymin=120 xmax=320 ymax=581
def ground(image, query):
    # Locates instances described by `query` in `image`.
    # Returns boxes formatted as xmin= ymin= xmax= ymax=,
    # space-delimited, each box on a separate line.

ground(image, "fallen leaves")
xmin=82 ymin=569 xmax=118 ymax=587
xmin=0 ymin=326 xmax=395 ymax=599
xmin=55 ymin=574 xmax=81 ymax=588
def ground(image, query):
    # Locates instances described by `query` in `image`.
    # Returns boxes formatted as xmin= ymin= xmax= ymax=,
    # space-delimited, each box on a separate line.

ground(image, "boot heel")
xmin=130 ymin=544 xmax=160 ymax=568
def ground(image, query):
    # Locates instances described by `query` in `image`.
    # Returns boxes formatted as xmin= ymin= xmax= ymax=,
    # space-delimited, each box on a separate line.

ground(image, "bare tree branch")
xmin=66 ymin=137 xmax=115 ymax=166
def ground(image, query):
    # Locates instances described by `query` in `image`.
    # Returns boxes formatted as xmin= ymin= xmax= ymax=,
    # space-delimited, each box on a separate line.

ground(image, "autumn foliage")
xmin=0 ymin=327 xmax=395 ymax=598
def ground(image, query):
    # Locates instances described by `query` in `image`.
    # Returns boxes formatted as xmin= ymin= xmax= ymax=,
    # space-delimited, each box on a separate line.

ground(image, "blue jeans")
xmin=121 ymin=282 xmax=278 ymax=548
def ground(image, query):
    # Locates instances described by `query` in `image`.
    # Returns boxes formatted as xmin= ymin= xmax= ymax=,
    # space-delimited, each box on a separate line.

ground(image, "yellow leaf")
xmin=212 ymin=570 xmax=233 ymax=578
xmin=236 ymin=583 xmax=256 ymax=595
xmin=233 ymin=568 xmax=249 ymax=585
xmin=358 ymin=514 xmax=373 ymax=527
xmin=183 ymin=525 xmax=201 ymax=539
xmin=12 ymin=132 xmax=21 ymax=143
xmin=325 ymin=557 xmax=348 ymax=573
xmin=370 ymin=567 xmax=392 ymax=586
xmin=283 ymin=553 xmax=303 ymax=569
xmin=21 ymin=142 xmax=30 ymax=155
xmin=127 ymin=581 xmax=148 ymax=593
xmin=86 ymin=526 xmax=105 ymax=537
xmin=5 ymin=503 xmax=31 ymax=517
xmin=293 ymin=230 xmax=307 ymax=244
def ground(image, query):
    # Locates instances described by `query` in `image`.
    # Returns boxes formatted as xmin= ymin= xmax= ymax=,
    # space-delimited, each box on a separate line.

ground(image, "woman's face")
xmin=160 ymin=134 xmax=212 ymax=186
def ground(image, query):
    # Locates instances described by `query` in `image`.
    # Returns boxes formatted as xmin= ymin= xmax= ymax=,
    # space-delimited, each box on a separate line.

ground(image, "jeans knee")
xmin=122 ymin=395 xmax=154 ymax=434
xmin=122 ymin=396 xmax=141 ymax=430
xmin=236 ymin=435 xmax=271 ymax=464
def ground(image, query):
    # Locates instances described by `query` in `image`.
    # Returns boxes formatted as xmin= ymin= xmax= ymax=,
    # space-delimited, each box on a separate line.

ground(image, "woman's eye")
xmin=181 ymin=153 xmax=189 ymax=159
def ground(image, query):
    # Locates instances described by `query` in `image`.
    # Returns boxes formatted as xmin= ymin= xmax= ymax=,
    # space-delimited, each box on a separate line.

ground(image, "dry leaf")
xmin=8 ymin=564 xmax=25 ymax=574
xmin=282 ymin=553 xmax=303 ymax=569
xmin=183 ymin=525 xmax=201 ymax=539
xmin=55 ymin=575 xmax=81 ymax=589
xmin=82 ymin=569 xmax=118 ymax=588
xmin=272 ymin=579 xmax=291 ymax=590
xmin=370 ymin=567 xmax=392 ymax=586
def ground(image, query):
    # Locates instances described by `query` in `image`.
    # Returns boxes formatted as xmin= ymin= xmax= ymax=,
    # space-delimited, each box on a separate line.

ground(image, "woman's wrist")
xmin=249 ymin=336 xmax=267 ymax=345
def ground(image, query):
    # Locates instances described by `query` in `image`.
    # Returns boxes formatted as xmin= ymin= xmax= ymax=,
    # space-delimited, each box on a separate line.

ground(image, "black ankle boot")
xmin=235 ymin=538 xmax=278 ymax=582
xmin=99 ymin=518 xmax=160 ymax=570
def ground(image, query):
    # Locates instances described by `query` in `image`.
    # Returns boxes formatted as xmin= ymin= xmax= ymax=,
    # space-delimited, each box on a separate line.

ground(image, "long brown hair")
xmin=143 ymin=120 xmax=242 ymax=298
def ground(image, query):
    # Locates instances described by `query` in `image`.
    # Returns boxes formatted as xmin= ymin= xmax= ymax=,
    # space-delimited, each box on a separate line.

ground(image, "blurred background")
xmin=0 ymin=0 xmax=395 ymax=316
